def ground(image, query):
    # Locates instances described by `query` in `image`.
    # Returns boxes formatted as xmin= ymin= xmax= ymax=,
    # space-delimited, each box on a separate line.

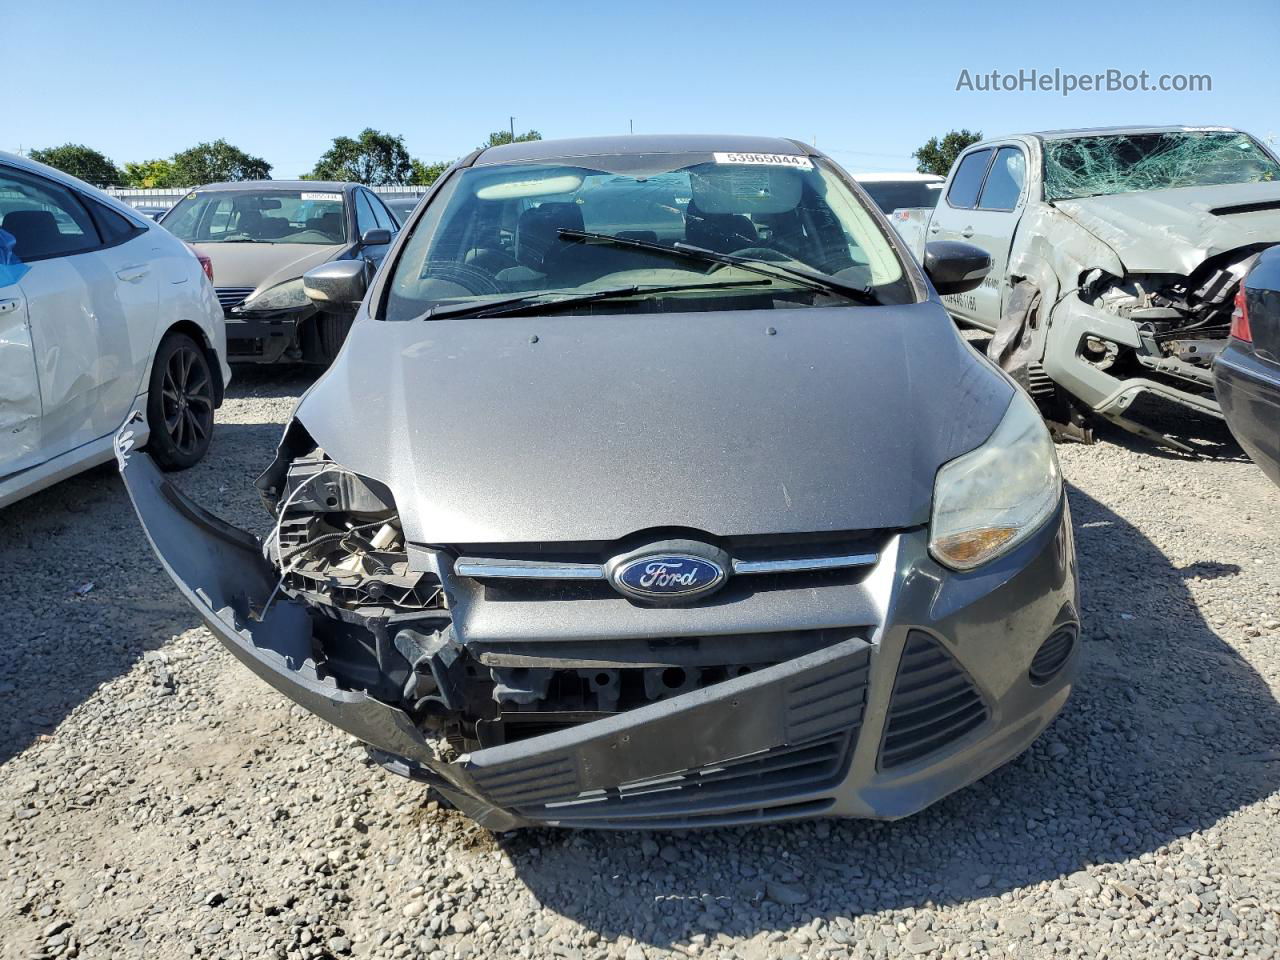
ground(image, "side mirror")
xmin=360 ymin=228 xmax=392 ymax=246
xmin=924 ymin=240 xmax=991 ymax=295
xmin=303 ymin=260 xmax=368 ymax=310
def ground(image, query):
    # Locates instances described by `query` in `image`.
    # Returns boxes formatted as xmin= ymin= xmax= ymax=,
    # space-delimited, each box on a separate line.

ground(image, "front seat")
xmin=496 ymin=202 xmax=585 ymax=287
xmin=684 ymin=201 xmax=758 ymax=253
xmin=2 ymin=210 xmax=65 ymax=260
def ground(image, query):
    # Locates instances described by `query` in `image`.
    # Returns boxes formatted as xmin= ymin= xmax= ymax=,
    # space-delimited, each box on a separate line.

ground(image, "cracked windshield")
xmin=385 ymin=152 xmax=913 ymax=320
xmin=1043 ymin=130 xmax=1280 ymax=200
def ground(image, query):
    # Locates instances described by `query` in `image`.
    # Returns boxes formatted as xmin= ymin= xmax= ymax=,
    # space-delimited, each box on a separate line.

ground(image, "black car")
xmin=1215 ymin=246 xmax=1280 ymax=485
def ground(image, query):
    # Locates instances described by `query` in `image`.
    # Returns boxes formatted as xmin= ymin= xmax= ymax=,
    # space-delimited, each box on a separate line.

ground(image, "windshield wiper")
xmin=417 ymin=278 xmax=773 ymax=322
xmin=557 ymin=229 xmax=879 ymax=306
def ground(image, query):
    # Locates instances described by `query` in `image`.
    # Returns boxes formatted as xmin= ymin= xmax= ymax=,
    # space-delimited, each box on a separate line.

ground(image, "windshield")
xmin=1043 ymin=131 xmax=1280 ymax=201
xmin=859 ymin=180 xmax=943 ymax=213
xmin=382 ymin=152 xmax=912 ymax=321
xmin=162 ymin=190 xmax=348 ymax=244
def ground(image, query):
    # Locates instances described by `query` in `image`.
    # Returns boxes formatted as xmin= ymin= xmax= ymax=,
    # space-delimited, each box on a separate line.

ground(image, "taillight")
xmin=184 ymin=243 xmax=214 ymax=284
xmin=1230 ymin=287 xmax=1252 ymax=343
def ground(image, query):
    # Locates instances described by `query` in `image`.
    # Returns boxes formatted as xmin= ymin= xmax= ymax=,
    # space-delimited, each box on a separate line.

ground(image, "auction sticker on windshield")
xmin=301 ymin=192 xmax=342 ymax=202
xmin=713 ymin=152 xmax=813 ymax=169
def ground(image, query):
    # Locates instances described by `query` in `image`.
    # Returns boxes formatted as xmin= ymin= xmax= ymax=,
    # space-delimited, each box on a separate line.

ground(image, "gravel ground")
xmin=2 ymin=365 xmax=1279 ymax=960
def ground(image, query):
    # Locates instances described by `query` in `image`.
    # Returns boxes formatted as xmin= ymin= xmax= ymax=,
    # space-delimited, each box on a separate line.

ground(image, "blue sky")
xmin=9 ymin=0 xmax=1279 ymax=178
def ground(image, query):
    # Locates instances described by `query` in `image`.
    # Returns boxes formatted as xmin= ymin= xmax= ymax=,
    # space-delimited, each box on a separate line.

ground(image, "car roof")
xmin=473 ymin=134 xmax=814 ymax=165
xmin=1027 ymin=125 xmax=1241 ymax=141
xmin=853 ymin=172 xmax=944 ymax=182
xmin=192 ymin=179 xmax=354 ymax=193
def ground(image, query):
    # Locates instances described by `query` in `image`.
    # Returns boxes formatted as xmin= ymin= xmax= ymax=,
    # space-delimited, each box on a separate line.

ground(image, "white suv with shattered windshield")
xmin=919 ymin=126 xmax=1280 ymax=448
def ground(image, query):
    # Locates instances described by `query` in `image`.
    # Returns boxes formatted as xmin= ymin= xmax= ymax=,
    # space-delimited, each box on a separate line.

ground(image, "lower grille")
xmin=550 ymin=798 xmax=834 ymax=830
xmin=1027 ymin=361 xmax=1056 ymax=398
xmin=879 ymin=632 xmax=989 ymax=770
xmin=1029 ymin=627 xmax=1076 ymax=684
xmin=215 ymin=286 xmax=254 ymax=312
xmin=516 ymin=730 xmax=853 ymax=824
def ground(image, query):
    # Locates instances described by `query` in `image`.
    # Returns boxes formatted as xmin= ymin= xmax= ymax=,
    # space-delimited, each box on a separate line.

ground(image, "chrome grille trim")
xmin=453 ymin=552 xmax=878 ymax=581
xmin=731 ymin=553 xmax=878 ymax=575
xmin=453 ymin=558 xmax=605 ymax=580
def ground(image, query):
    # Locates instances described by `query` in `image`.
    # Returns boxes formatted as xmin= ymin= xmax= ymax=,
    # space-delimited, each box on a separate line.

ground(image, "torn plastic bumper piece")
xmin=114 ymin=419 xmax=462 ymax=783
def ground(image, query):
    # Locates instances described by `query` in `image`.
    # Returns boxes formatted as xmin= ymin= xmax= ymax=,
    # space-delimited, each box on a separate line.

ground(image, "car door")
xmin=927 ymin=147 xmax=993 ymax=327
xmin=354 ymin=190 xmax=392 ymax=269
xmin=964 ymin=145 xmax=1028 ymax=330
xmin=0 ymin=165 xmax=159 ymax=464
xmin=0 ymin=228 xmax=41 ymax=477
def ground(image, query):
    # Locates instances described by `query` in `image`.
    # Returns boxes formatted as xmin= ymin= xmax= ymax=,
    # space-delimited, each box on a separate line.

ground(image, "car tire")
xmin=145 ymin=332 xmax=215 ymax=471
xmin=316 ymin=313 xmax=354 ymax=364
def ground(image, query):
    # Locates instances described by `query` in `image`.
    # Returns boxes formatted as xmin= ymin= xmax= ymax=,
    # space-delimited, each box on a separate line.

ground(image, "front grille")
xmin=879 ymin=632 xmax=989 ymax=770
xmin=215 ymin=286 xmax=255 ymax=312
xmin=512 ymin=730 xmax=853 ymax=825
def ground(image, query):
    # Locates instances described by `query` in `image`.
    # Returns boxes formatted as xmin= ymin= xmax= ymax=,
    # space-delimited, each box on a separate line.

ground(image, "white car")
xmin=0 ymin=151 xmax=229 ymax=509
xmin=853 ymin=172 xmax=945 ymax=214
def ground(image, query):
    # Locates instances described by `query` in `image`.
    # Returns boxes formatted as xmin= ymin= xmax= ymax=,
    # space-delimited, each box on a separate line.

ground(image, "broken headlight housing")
xmin=929 ymin=389 xmax=1061 ymax=571
xmin=268 ymin=452 xmax=443 ymax=615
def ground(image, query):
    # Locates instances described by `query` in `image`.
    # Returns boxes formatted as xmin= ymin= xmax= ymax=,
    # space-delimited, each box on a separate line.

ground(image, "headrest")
xmin=515 ymin=202 xmax=584 ymax=271
xmin=690 ymin=167 xmax=803 ymax=215
xmin=1 ymin=210 xmax=62 ymax=258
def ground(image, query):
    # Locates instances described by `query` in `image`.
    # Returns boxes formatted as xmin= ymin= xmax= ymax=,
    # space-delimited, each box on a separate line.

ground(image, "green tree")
xmin=478 ymin=129 xmax=542 ymax=150
xmin=123 ymin=159 xmax=178 ymax=189
xmin=169 ymin=139 xmax=271 ymax=185
xmin=309 ymin=129 xmax=412 ymax=185
xmin=27 ymin=144 xmax=124 ymax=186
xmin=913 ymin=129 xmax=983 ymax=176
xmin=409 ymin=159 xmax=449 ymax=187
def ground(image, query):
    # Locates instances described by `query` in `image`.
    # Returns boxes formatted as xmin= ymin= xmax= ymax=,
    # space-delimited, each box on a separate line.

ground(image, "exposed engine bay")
xmin=256 ymin=443 xmax=816 ymax=757
xmin=1077 ymin=246 xmax=1263 ymax=392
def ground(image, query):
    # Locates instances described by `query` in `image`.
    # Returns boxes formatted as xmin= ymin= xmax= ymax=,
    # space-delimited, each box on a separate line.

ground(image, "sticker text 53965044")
xmin=712 ymin=152 xmax=814 ymax=169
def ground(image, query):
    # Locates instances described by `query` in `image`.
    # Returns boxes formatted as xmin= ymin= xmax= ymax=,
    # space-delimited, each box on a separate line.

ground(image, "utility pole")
xmin=630 ymin=119 xmax=634 ymax=135
xmin=510 ymin=116 xmax=516 ymax=141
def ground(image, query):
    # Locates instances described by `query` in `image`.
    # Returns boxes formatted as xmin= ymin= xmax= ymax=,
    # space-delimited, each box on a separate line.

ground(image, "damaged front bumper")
xmin=119 ymin=426 xmax=1080 ymax=831
xmin=1042 ymin=291 xmax=1223 ymax=443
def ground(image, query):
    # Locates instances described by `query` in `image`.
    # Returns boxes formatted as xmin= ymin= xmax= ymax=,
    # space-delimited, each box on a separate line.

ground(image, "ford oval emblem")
xmin=610 ymin=554 xmax=726 ymax=602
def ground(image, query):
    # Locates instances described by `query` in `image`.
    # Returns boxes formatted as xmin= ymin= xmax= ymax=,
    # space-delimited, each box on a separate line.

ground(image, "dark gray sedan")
xmin=119 ymin=135 xmax=1080 ymax=830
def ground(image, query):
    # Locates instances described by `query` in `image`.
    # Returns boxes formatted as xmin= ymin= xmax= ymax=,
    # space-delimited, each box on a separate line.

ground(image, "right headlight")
xmin=929 ymin=388 xmax=1062 ymax=571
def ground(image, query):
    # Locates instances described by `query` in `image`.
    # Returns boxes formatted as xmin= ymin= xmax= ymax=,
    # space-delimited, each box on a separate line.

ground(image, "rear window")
xmin=162 ymin=190 xmax=347 ymax=244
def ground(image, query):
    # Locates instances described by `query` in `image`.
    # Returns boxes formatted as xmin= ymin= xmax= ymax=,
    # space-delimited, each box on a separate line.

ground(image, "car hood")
xmin=191 ymin=242 xmax=345 ymax=293
xmin=292 ymin=303 xmax=1012 ymax=545
xmin=1054 ymin=181 xmax=1280 ymax=274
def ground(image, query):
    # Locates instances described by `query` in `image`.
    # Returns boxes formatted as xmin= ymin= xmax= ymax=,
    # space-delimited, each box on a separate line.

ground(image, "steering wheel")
xmin=727 ymin=246 xmax=853 ymax=278
xmin=420 ymin=262 xmax=504 ymax=295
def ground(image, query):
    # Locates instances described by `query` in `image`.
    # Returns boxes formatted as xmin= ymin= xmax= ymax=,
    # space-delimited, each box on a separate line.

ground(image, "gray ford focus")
xmin=119 ymin=135 xmax=1080 ymax=830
